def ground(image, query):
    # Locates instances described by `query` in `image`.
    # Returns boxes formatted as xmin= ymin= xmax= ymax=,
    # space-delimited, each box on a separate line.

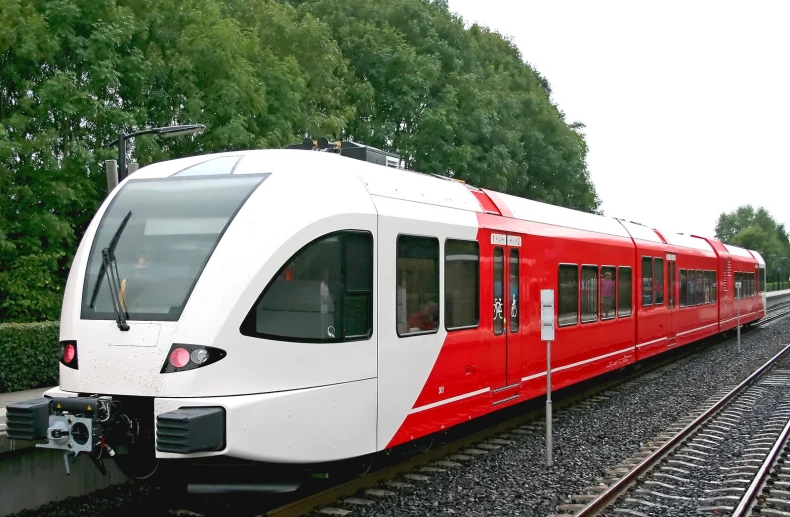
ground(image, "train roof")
xmin=661 ymin=232 xmax=716 ymax=253
xmin=496 ymin=192 xmax=631 ymax=239
xmin=129 ymin=149 xmax=763 ymax=261
xmin=724 ymin=243 xmax=757 ymax=260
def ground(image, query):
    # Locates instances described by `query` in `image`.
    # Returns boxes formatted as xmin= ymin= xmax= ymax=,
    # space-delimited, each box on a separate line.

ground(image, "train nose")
xmin=59 ymin=321 xmax=182 ymax=397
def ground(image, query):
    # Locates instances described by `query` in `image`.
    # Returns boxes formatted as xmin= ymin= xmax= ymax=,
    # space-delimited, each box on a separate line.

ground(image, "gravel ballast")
xmin=8 ymin=320 xmax=790 ymax=517
xmin=316 ymin=320 xmax=790 ymax=517
xmin=601 ymin=347 xmax=790 ymax=516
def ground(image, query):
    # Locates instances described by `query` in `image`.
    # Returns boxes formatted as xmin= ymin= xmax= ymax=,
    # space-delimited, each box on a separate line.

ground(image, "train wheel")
xmin=334 ymin=454 xmax=375 ymax=479
xmin=354 ymin=454 xmax=375 ymax=477
xmin=400 ymin=435 xmax=433 ymax=458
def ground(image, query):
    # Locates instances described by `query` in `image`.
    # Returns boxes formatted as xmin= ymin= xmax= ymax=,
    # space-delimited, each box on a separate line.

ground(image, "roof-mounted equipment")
xmin=286 ymin=137 xmax=402 ymax=169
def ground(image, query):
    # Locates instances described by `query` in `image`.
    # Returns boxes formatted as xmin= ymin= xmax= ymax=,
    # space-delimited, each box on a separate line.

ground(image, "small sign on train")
xmin=541 ymin=289 xmax=555 ymax=342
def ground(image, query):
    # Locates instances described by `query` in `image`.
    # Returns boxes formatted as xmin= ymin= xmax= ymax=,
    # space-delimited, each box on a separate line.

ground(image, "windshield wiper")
xmin=88 ymin=210 xmax=132 ymax=331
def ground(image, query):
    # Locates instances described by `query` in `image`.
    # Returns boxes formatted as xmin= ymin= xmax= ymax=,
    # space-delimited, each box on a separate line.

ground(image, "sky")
xmin=447 ymin=0 xmax=790 ymax=238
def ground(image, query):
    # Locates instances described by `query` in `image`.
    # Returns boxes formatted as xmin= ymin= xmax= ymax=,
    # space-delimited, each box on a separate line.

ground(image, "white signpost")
xmin=541 ymin=289 xmax=555 ymax=466
xmin=735 ymin=281 xmax=742 ymax=353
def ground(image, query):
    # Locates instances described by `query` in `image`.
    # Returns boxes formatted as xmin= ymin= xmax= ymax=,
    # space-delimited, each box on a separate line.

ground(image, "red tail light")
xmin=63 ymin=344 xmax=76 ymax=363
xmin=60 ymin=340 xmax=78 ymax=369
xmin=161 ymin=343 xmax=226 ymax=373
xmin=169 ymin=348 xmax=190 ymax=368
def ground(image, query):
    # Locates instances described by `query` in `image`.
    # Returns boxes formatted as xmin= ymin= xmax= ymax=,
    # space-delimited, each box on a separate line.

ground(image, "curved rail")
xmin=732 ymin=414 xmax=790 ymax=516
xmin=572 ymin=342 xmax=790 ymax=517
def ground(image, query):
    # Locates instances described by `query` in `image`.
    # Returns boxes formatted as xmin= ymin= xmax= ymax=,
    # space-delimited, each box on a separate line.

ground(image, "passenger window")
xmin=761 ymin=268 xmax=766 ymax=293
xmin=618 ymin=266 xmax=632 ymax=317
xmin=712 ymin=271 xmax=717 ymax=302
xmin=558 ymin=264 xmax=579 ymax=326
xmin=397 ymin=235 xmax=439 ymax=336
xmin=734 ymin=272 xmax=740 ymax=299
xmin=240 ymin=231 xmax=373 ymax=342
xmin=641 ymin=257 xmax=653 ymax=307
xmin=688 ymin=269 xmax=696 ymax=305
xmin=581 ymin=265 xmax=598 ymax=323
xmin=509 ymin=249 xmax=519 ymax=333
xmin=654 ymin=258 xmax=664 ymax=305
xmin=696 ymin=270 xmax=704 ymax=304
xmin=493 ymin=247 xmax=504 ymax=336
xmin=680 ymin=269 xmax=687 ymax=307
xmin=703 ymin=271 xmax=711 ymax=304
xmin=445 ymin=240 xmax=479 ymax=330
xmin=600 ymin=266 xmax=616 ymax=320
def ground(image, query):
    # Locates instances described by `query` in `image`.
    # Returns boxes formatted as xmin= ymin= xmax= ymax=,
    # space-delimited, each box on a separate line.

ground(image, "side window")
xmin=703 ymin=271 xmax=711 ymax=304
xmin=445 ymin=240 xmax=480 ymax=330
xmin=558 ymin=264 xmax=579 ymax=326
xmin=642 ymin=257 xmax=653 ymax=306
xmin=397 ymin=235 xmax=439 ymax=336
xmin=735 ymin=272 xmax=741 ymax=299
xmin=688 ymin=269 xmax=696 ymax=306
xmin=510 ymin=249 xmax=519 ymax=333
xmin=240 ymin=231 xmax=373 ymax=343
xmin=493 ymin=247 xmax=504 ymax=335
xmin=601 ymin=266 xmax=616 ymax=320
xmin=618 ymin=266 xmax=632 ymax=317
xmin=654 ymin=257 xmax=664 ymax=305
xmin=696 ymin=270 xmax=704 ymax=304
xmin=712 ymin=271 xmax=717 ymax=302
xmin=680 ymin=269 xmax=688 ymax=307
xmin=581 ymin=265 xmax=598 ymax=323
xmin=761 ymin=268 xmax=766 ymax=293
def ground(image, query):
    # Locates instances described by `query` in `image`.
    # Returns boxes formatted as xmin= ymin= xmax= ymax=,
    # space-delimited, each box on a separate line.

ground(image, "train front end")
xmin=5 ymin=150 xmax=380 ymax=490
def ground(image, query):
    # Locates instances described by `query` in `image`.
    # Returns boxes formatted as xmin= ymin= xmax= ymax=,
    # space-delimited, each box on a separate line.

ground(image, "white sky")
xmin=447 ymin=0 xmax=790 ymax=238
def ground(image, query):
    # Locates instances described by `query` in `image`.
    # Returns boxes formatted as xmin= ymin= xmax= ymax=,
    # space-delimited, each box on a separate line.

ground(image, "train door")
xmin=666 ymin=253 xmax=677 ymax=346
xmin=490 ymin=233 xmax=522 ymax=405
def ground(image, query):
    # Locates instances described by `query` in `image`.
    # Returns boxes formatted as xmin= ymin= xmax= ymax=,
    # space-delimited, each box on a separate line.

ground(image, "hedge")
xmin=0 ymin=321 xmax=60 ymax=393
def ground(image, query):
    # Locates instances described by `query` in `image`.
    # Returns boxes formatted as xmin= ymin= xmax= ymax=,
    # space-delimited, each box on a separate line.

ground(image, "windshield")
xmin=81 ymin=174 xmax=266 ymax=321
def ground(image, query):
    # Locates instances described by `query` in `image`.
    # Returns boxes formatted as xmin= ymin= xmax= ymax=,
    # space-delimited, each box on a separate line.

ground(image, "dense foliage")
xmin=0 ymin=322 xmax=60 ymax=392
xmin=0 ymin=0 xmax=599 ymax=323
xmin=715 ymin=205 xmax=790 ymax=281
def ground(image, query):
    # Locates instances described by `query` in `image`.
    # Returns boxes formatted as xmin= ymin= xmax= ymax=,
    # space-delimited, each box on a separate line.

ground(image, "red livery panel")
xmin=386 ymin=198 xmax=766 ymax=449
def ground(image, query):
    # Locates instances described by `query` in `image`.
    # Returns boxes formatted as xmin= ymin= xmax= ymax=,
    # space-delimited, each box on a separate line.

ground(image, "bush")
xmin=0 ymin=322 xmax=60 ymax=393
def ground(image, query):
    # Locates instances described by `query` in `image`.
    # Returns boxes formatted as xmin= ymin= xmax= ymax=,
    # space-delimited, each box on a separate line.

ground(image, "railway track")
xmin=759 ymin=301 xmax=790 ymax=327
xmin=732 ymin=396 xmax=790 ymax=516
xmin=255 ymin=306 xmax=790 ymax=517
xmin=556 ymin=343 xmax=790 ymax=517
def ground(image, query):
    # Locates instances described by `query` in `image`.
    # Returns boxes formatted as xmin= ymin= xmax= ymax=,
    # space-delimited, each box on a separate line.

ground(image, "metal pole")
xmin=118 ymin=130 xmax=126 ymax=181
xmin=105 ymin=160 xmax=118 ymax=193
xmin=546 ymin=339 xmax=552 ymax=466
xmin=737 ymin=285 xmax=741 ymax=353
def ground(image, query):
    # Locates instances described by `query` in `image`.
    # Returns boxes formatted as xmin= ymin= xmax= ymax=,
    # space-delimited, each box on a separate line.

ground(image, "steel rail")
xmin=572 ymin=342 xmax=790 ymax=517
xmin=759 ymin=307 xmax=790 ymax=326
xmin=732 ymin=414 xmax=790 ymax=516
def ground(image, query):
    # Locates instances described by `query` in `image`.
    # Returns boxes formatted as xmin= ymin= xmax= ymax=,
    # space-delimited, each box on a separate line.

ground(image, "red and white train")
xmin=7 ymin=142 xmax=766 ymax=490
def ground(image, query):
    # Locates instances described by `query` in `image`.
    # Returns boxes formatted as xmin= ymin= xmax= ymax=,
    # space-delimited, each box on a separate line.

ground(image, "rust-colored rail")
xmin=572 ymin=342 xmax=790 ymax=517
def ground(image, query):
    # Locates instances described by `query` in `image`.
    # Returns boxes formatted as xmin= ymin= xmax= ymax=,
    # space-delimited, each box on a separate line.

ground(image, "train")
xmin=6 ymin=139 xmax=766 ymax=492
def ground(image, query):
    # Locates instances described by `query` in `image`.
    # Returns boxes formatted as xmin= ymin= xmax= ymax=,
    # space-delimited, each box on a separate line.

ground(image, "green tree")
xmin=715 ymin=205 xmax=790 ymax=278
xmin=1 ymin=0 xmax=600 ymax=323
xmin=286 ymin=0 xmax=600 ymax=211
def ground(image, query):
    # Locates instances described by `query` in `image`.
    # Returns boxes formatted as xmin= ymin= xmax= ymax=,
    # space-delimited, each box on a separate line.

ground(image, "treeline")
xmin=715 ymin=205 xmax=790 ymax=281
xmin=0 ymin=0 xmax=599 ymax=323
